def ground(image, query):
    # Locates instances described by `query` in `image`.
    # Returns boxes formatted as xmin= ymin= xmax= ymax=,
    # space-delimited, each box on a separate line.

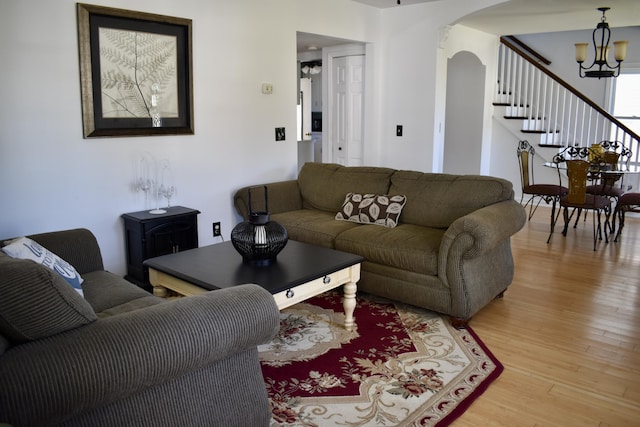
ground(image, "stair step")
xmin=538 ymin=144 xmax=564 ymax=148
xmin=521 ymin=129 xmax=560 ymax=134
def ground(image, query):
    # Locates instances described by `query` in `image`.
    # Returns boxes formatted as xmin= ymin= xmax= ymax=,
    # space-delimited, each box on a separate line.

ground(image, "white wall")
xmin=377 ymin=1 xmax=504 ymax=172
xmin=0 ymin=0 xmax=380 ymax=275
xmin=2 ymin=0 xmax=513 ymax=277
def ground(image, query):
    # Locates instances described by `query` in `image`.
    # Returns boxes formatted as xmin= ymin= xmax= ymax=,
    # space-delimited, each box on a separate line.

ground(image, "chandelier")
xmin=575 ymin=7 xmax=628 ymax=79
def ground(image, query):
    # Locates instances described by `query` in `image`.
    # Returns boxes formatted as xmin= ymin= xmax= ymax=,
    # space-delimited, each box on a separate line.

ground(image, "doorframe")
xmin=322 ymin=43 xmax=366 ymax=163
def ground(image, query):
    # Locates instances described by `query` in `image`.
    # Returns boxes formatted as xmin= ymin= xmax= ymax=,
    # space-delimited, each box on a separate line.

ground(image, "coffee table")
xmin=143 ymin=240 xmax=363 ymax=330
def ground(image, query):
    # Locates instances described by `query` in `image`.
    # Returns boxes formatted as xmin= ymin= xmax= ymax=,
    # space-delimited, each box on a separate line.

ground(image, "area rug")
xmin=258 ymin=291 xmax=502 ymax=427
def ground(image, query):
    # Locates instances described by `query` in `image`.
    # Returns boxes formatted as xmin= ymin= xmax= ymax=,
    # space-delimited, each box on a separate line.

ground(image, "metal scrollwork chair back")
xmin=517 ymin=140 xmax=567 ymax=243
xmin=555 ymin=158 xmax=612 ymax=251
xmin=585 ymin=141 xmax=633 ymax=233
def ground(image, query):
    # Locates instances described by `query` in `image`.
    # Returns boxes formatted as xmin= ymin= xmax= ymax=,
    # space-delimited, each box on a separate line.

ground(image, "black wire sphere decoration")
xmin=231 ymin=186 xmax=288 ymax=266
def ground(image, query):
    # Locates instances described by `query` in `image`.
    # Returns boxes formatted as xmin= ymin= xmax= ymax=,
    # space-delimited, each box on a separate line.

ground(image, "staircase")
xmin=494 ymin=36 xmax=640 ymax=166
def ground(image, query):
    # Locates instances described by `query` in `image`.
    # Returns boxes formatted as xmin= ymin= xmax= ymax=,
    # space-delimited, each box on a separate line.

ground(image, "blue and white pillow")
xmin=1 ymin=237 xmax=84 ymax=296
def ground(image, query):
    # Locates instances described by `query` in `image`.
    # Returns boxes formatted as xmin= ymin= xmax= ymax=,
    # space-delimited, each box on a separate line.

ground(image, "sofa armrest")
xmin=26 ymin=228 xmax=105 ymax=274
xmin=234 ymin=180 xmax=302 ymax=219
xmin=438 ymin=200 xmax=526 ymax=270
xmin=0 ymin=284 xmax=280 ymax=426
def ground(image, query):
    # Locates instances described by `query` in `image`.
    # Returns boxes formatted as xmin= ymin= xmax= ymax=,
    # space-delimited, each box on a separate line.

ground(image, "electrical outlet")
xmin=212 ymin=222 xmax=221 ymax=237
xmin=396 ymin=125 xmax=403 ymax=137
xmin=275 ymin=127 xmax=286 ymax=141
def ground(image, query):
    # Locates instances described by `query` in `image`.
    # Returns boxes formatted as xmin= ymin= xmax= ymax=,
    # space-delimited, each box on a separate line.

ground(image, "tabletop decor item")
xmin=77 ymin=3 xmax=194 ymax=138
xmin=153 ymin=159 xmax=176 ymax=212
xmin=588 ymin=143 xmax=604 ymax=163
xmin=133 ymin=154 xmax=177 ymax=213
xmin=231 ymin=186 xmax=288 ymax=266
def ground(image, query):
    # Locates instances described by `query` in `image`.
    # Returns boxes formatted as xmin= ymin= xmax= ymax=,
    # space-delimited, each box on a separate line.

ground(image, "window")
xmin=611 ymin=72 xmax=640 ymax=137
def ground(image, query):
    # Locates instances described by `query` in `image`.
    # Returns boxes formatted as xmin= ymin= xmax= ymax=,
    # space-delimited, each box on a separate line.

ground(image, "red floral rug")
xmin=258 ymin=291 xmax=502 ymax=426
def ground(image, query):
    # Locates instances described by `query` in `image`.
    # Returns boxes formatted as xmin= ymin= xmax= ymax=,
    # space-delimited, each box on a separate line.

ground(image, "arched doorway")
xmin=443 ymin=51 xmax=485 ymax=174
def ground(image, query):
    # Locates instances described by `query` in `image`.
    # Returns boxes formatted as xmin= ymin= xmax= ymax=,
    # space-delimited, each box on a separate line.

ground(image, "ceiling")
xmin=352 ymin=0 xmax=435 ymax=8
xmin=456 ymin=0 xmax=640 ymax=35
xmin=351 ymin=0 xmax=639 ymax=34
xmin=299 ymin=0 xmax=639 ymax=54
xmin=297 ymin=33 xmax=359 ymax=54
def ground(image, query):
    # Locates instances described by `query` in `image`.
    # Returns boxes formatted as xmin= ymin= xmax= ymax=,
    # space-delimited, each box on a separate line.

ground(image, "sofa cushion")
xmin=96 ymin=296 xmax=166 ymax=318
xmin=389 ymin=171 xmax=514 ymax=228
xmin=271 ymin=210 xmax=361 ymax=248
xmin=336 ymin=193 xmax=406 ymax=228
xmin=0 ymin=255 xmax=96 ymax=343
xmin=334 ymin=223 xmax=445 ymax=276
xmin=81 ymin=270 xmax=164 ymax=314
xmin=2 ymin=236 xmax=84 ymax=295
xmin=297 ymin=163 xmax=394 ymax=212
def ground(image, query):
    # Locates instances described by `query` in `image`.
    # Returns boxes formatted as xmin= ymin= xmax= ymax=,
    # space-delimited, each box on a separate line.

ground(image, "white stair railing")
xmin=496 ymin=38 xmax=640 ymax=169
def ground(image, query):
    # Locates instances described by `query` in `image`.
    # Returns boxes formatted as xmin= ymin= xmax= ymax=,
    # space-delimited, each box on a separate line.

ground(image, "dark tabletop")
xmin=143 ymin=240 xmax=363 ymax=295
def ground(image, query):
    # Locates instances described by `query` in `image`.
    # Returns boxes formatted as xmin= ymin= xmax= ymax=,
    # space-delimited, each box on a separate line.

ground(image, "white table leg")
xmin=153 ymin=285 xmax=168 ymax=298
xmin=343 ymin=281 xmax=357 ymax=331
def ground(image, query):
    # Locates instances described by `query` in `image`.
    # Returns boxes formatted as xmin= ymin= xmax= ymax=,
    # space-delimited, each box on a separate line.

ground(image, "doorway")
xmin=297 ymin=33 xmax=366 ymax=167
xmin=443 ymin=51 xmax=485 ymax=174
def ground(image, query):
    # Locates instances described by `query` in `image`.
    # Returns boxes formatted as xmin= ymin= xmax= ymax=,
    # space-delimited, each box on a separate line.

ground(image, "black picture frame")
xmin=77 ymin=3 xmax=194 ymax=138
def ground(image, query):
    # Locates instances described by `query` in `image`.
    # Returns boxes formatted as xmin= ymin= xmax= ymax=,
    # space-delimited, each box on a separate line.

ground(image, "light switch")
xmin=262 ymin=83 xmax=273 ymax=94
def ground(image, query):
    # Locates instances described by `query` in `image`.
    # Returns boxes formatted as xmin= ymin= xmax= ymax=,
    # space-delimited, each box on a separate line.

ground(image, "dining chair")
xmin=517 ymin=140 xmax=567 ymax=242
xmin=585 ymin=141 xmax=633 ymax=233
xmin=558 ymin=159 xmax=612 ymax=251
xmin=613 ymin=192 xmax=640 ymax=242
xmin=548 ymin=145 xmax=591 ymax=231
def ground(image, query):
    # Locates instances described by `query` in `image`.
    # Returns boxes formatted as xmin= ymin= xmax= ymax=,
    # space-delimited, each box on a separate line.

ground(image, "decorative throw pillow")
xmin=335 ymin=193 xmax=407 ymax=228
xmin=2 ymin=237 xmax=84 ymax=296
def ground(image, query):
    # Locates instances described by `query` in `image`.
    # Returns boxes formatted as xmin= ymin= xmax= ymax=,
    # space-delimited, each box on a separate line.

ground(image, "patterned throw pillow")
xmin=335 ymin=193 xmax=407 ymax=228
xmin=2 ymin=237 xmax=84 ymax=296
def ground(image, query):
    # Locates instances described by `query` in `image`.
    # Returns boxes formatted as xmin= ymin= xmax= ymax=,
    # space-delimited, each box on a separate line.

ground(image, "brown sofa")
xmin=234 ymin=162 xmax=526 ymax=327
xmin=0 ymin=228 xmax=279 ymax=427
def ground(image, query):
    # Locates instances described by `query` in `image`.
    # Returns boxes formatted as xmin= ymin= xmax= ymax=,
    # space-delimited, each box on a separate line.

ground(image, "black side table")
xmin=121 ymin=206 xmax=200 ymax=290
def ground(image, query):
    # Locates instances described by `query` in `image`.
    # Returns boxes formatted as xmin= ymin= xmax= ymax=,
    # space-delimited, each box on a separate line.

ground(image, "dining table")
xmin=543 ymin=161 xmax=640 ymax=191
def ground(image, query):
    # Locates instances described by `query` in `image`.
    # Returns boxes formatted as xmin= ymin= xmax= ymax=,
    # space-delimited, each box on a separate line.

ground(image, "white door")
xmin=331 ymin=55 xmax=364 ymax=166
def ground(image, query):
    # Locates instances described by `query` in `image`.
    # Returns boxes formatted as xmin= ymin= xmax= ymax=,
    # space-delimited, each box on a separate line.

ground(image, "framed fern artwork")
xmin=77 ymin=3 xmax=194 ymax=138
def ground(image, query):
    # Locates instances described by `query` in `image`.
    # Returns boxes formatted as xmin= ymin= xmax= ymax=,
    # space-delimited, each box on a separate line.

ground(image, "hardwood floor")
xmin=455 ymin=207 xmax=640 ymax=426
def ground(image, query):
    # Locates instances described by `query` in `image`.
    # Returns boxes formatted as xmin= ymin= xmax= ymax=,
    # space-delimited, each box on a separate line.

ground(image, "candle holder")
xmin=231 ymin=186 xmax=288 ymax=266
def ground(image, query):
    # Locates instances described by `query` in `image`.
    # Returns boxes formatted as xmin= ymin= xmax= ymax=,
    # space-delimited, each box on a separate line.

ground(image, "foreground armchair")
xmin=0 ymin=228 xmax=280 ymax=427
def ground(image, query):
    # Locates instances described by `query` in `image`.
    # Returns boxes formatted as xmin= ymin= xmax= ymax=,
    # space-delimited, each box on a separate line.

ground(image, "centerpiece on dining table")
xmin=588 ymin=143 xmax=605 ymax=164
